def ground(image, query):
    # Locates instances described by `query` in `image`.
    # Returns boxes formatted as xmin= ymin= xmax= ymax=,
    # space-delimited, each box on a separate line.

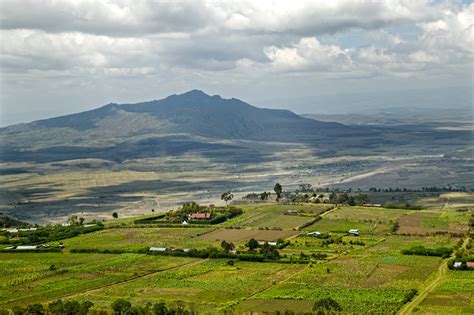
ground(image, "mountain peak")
xmin=179 ymin=89 xmax=210 ymax=98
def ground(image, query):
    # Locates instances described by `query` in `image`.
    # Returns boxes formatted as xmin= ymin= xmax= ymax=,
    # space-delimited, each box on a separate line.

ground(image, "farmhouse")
xmin=307 ymin=231 xmax=321 ymax=237
xmin=348 ymin=229 xmax=360 ymax=236
xmin=467 ymin=262 xmax=474 ymax=269
xmin=268 ymin=241 xmax=278 ymax=246
xmin=453 ymin=261 xmax=462 ymax=268
xmin=188 ymin=213 xmax=211 ymax=220
xmin=149 ymin=247 xmax=167 ymax=252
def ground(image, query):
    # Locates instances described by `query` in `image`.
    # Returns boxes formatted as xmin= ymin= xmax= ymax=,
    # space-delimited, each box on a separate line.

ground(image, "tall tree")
xmin=274 ymin=183 xmax=283 ymax=200
xmin=221 ymin=191 xmax=234 ymax=206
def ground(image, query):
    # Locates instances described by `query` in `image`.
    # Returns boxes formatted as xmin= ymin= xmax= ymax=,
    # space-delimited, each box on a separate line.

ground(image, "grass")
xmin=415 ymin=271 xmax=474 ymax=314
xmin=60 ymin=227 xmax=217 ymax=251
xmin=0 ymin=253 xmax=196 ymax=307
xmin=224 ymin=204 xmax=332 ymax=230
xmin=63 ymin=259 xmax=304 ymax=313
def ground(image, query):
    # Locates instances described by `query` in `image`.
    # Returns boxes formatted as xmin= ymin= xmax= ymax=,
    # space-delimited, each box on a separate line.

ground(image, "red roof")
xmin=466 ymin=262 xmax=474 ymax=268
xmin=189 ymin=213 xmax=211 ymax=219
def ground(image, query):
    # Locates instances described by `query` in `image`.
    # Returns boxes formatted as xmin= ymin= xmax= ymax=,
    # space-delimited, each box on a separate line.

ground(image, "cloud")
xmin=0 ymin=0 xmax=472 ymax=126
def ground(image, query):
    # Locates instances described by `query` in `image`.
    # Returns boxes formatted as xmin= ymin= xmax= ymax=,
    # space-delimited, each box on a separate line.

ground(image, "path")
xmin=398 ymin=237 xmax=469 ymax=315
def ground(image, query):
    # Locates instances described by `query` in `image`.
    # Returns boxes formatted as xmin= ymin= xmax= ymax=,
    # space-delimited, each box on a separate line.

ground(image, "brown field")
xmin=195 ymin=228 xmax=300 ymax=242
xmin=397 ymin=213 xmax=468 ymax=235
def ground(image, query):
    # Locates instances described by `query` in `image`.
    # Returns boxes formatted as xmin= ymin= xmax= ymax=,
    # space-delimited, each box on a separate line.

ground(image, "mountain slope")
xmin=1 ymin=90 xmax=358 ymax=152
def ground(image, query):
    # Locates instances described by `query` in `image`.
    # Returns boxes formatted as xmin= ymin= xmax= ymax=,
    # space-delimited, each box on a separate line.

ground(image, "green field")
xmin=61 ymin=227 xmax=218 ymax=251
xmin=1 ymin=199 xmax=472 ymax=314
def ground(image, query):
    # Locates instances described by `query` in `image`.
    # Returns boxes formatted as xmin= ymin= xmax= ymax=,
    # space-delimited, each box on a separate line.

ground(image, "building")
xmin=268 ymin=241 xmax=278 ymax=246
xmin=307 ymin=231 xmax=321 ymax=237
xmin=453 ymin=261 xmax=462 ymax=268
xmin=348 ymin=229 xmax=359 ymax=236
xmin=16 ymin=245 xmax=40 ymax=250
xmin=149 ymin=247 xmax=167 ymax=252
xmin=188 ymin=213 xmax=211 ymax=220
xmin=467 ymin=262 xmax=474 ymax=269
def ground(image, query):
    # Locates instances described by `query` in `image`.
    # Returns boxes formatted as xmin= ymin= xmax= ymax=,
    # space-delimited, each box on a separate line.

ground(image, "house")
xmin=348 ymin=229 xmax=359 ymax=236
xmin=362 ymin=203 xmax=382 ymax=207
xmin=5 ymin=229 xmax=18 ymax=233
xmin=267 ymin=241 xmax=278 ymax=246
xmin=307 ymin=231 xmax=321 ymax=237
xmin=285 ymin=210 xmax=298 ymax=215
xmin=149 ymin=247 xmax=167 ymax=252
xmin=62 ymin=223 xmax=71 ymax=227
xmin=453 ymin=261 xmax=462 ymax=268
xmin=181 ymin=220 xmax=188 ymax=225
xmin=188 ymin=213 xmax=211 ymax=220
xmin=16 ymin=245 xmax=40 ymax=250
xmin=467 ymin=262 xmax=474 ymax=269
xmin=83 ymin=224 xmax=96 ymax=228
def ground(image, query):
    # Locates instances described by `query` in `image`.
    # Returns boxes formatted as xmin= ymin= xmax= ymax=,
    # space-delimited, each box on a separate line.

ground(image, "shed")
xmin=348 ymin=229 xmax=359 ymax=236
xmin=16 ymin=245 xmax=39 ymax=250
xmin=149 ymin=247 xmax=167 ymax=252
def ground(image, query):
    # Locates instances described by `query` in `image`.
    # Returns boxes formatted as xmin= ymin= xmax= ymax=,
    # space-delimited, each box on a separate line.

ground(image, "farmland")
xmin=1 ymin=193 xmax=473 ymax=314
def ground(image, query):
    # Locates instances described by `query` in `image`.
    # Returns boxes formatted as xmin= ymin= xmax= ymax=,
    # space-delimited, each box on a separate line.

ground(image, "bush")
xmin=312 ymin=298 xmax=342 ymax=312
xmin=401 ymin=245 xmax=452 ymax=258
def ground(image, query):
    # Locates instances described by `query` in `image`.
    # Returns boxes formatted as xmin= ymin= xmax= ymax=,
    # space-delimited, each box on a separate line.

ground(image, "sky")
xmin=0 ymin=0 xmax=473 ymax=126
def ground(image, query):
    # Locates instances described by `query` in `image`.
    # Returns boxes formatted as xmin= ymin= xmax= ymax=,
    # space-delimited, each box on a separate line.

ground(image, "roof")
xmin=466 ymin=262 xmax=474 ymax=268
xmin=348 ymin=229 xmax=359 ymax=233
xmin=307 ymin=231 xmax=321 ymax=235
xmin=268 ymin=241 xmax=278 ymax=246
xmin=83 ymin=224 xmax=96 ymax=228
xmin=453 ymin=262 xmax=462 ymax=267
xmin=16 ymin=245 xmax=39 ymax=249
xmin=189 ymin=213 xmax=211 ymax=219
xmin=149 ymin=247 xmax=167 ymax=252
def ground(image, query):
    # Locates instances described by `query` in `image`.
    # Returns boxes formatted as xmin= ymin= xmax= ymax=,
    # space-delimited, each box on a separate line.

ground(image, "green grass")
xmin=64 ymin=259 xmax=304 ymax=313
xmin=0 ymin=253 xmax=196 ymax=307
xmin=415 ymin=271 xmax=474 ymax=314
xmin=60 ymin=227 xmax=218 ymax=252
xmin=224 ymin=204 xmax=332 ymax=230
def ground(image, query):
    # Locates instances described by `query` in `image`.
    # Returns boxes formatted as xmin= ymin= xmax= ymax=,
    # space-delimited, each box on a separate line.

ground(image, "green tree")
xmin=26 ymin=304 xmax=45 ymax=315
xmin=247 ymin=238 xmax=259 ymax=251
xmin=112 ymin=212 xmax=118 ymax=219
xmin=48 ymin=300 xmax=64 ymax=315
xmin=220 ymin=191 xmax=234 ymax=206
xmin=274 ymin=183 xmax=283 ymax=200
xmin=153 ymin=302 xmax=168 ymax=315
xmin=111 ymin=299 xmax=131 ymax=314
xmin=312 ymin=298 xmax=342 ymax=313
xmin=221 ymin=240 xmax=235 ymax=253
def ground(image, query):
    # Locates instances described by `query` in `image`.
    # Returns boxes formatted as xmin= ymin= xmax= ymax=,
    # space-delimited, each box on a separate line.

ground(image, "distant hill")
xmin=0 ymin=90 xmax=368 ymax=163
xmin=0 ymin=213 xmax=31 ymax=228
xmin=0 ymin=90 xmax=471 ymax=164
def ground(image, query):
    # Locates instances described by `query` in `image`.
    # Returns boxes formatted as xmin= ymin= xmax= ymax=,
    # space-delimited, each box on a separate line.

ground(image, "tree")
xmin=299 ymin=183 xmax=312 ymax=192
xmin=221 ymin=240 xmax=235 ymax=253
xmin=79 ymin=217 xmax=85 ymax=225
xmin=67 ymin=215 xmax=78 ymax=225
xmin=26 ymin=304 xmax=45 ymax=315
xmin=48 ymin=300 xmax=64 ymax=315
xmin=274 ymin=183 xmax=283 ymax=200
xmin=312 ymin=298 xmax=342 ymax=313
xmin=247 ymin=238 xmax=259 ymax=251
xmin=221 ymin=191 xmax=234 ymax=206
xmin=111 ymin=299 xmax=131 ymax=314
xmin=112 ymin=212 xmax=118 ymax=219
xmin=153 ymin=302 xmax=168 ymax=315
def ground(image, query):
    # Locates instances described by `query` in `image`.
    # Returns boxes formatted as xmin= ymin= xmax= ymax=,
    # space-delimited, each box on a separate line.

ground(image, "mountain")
xmin=1 ymin=90 xmax=471 ymax=164
xmin=0 ymin=90 xmax=366 ymax=163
